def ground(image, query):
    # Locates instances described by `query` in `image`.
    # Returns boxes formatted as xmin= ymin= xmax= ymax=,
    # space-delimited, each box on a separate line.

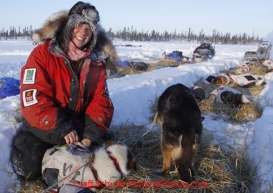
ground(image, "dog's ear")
xmin=129 ymin=158 xmax=137 ymax=171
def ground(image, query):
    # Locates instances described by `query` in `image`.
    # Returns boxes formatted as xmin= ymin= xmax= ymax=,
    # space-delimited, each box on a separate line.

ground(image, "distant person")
xmin=11 ymin=1 xmax=117 ymax=180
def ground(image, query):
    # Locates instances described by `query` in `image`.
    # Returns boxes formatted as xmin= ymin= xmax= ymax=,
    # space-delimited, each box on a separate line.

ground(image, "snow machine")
xmin=243 ymin=41 xmax=272 ymax=64
xmin=192 ymin=42 xmax=215 ymax=62
xmin=257 ymin=41 xmax=272 ymax=61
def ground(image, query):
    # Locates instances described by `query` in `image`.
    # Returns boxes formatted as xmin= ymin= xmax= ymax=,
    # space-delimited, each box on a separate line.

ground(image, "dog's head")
xmin=205 ymin=75 xmax=216 ymax=84
xmin=233 ymin=94 xmax=244 ymax=107
xmin=221 ymin=91 xmax=244 ymax=107
xmin=106 ymin=143 xmax=137 ymax=176
xmin=191 ymin=86 xmax=206 ymax=104
xmin=220 ymin=91 xmax=234 ymax=104
xmin=255 ymin=76 xmax=266 ymax=86
xmin=215 ymin=76 xmax=228 ymax=85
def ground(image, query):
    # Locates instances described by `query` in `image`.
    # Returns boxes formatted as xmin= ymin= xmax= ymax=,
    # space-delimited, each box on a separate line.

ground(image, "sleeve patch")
xmin=22 ymin=89 xmax=38 ymax=107
xmin=23 ymin=68 xmax=36 ymax=84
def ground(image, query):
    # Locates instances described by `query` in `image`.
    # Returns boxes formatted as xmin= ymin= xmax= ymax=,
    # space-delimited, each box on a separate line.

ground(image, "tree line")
xmin=1 ymin=26 xmax=263 ymax=45
xmin=108 ymin=27 xmax=263 ymax=44
xmin=0 ymin=26 xmax=34 ymax=40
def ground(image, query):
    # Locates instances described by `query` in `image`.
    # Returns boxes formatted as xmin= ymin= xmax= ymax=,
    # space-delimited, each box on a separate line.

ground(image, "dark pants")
xmin=10 ymin=130 xmax=53 ymax=180
xmin=10 ymin=129 xmax=115 ymax=181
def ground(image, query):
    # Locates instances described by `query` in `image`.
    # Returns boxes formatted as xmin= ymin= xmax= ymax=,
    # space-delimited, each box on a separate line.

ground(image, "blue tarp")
xmin=117 ymin=61 xmax=131 ymax=67
xmin=0 ymin=77 xmax=20 ymax=99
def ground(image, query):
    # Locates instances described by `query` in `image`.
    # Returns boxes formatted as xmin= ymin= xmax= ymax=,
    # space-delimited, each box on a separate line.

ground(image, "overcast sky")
xmin=1 ymin=0 xmax=272 ymax=38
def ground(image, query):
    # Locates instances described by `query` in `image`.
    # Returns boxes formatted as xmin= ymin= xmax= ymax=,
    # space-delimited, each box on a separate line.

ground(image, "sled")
xmin=243 ymin=51 xmax=260 ymax=63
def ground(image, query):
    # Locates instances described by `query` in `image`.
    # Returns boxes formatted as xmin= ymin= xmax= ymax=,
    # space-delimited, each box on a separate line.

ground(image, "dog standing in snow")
xmin=42 ymin=143 xmax=136 ymax=192
xmin=156 ymin=83 xmax=203 ymax=182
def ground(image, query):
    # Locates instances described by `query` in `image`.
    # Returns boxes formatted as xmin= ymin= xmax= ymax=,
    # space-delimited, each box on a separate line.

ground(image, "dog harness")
xmin=88 ymin=150 xmax=123 ymax=189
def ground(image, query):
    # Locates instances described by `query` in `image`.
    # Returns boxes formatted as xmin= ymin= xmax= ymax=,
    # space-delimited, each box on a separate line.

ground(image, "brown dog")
xmin=156 ymin=83 xmax=203 ymax=182
xmin=215 ymin=76 xmax=229 ymax=85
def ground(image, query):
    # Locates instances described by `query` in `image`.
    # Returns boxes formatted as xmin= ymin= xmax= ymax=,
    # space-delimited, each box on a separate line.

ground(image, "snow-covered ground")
xmin=0 ymin=38 xmax=273 ymax=192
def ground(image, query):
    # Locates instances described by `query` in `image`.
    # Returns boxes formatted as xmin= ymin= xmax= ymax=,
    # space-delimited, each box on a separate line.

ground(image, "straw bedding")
xmin=17 ymin=64 xmax=267 ymax=192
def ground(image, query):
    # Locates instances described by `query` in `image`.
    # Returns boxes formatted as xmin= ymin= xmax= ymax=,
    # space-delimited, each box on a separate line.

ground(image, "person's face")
xmin=71 ymin=23 xmax=92 ymax=48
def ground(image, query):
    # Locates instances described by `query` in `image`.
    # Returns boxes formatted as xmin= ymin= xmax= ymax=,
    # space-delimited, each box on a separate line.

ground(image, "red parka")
xmin=20 ymin=40 xmax=114 ymax=144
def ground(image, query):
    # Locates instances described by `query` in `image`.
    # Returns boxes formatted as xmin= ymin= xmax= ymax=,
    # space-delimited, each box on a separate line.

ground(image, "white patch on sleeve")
xmin=22 ymin=89 xmax=38 ymax=107
xmin=23 ymin=68 xmax=36 ymax=84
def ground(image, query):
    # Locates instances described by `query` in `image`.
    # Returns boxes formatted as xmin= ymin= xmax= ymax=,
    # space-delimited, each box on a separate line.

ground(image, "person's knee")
xmin=10 ymin=130 xmax=52 ymax=180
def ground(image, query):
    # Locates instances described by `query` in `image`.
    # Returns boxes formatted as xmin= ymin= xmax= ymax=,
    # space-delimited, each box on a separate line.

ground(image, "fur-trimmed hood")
xmin=33 ymin=10 xmax=118 ymax=75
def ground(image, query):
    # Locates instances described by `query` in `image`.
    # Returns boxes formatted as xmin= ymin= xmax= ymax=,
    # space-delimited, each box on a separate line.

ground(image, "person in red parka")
xmin=11 ymin=1 xmax=118 ymax=180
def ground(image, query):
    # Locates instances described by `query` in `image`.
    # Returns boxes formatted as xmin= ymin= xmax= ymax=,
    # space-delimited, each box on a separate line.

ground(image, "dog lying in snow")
xmin=229 ymin=60 xmax=254 ymax=74
xmin=203 ymin=73 xmax=231 ymax=85
xmin=156 ymin=83 xmax=203 ymax=182
xmin=190 ymin=85 xmax=206 ymax=104
xmin=210 ymin=86 xmax=250 ymax=107
xmin=203 ymin=72 xmax=266 ymax=88
xmin=226 ymin=72 xmax=265 ymax=87
xmin=42 ymin=143 xmax=136 ymax=192
xmin=262 ymin=60 xmax=273 ymax=72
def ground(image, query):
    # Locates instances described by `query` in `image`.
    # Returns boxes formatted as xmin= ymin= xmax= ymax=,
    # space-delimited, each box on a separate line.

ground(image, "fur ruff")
xmin=33 ymin=10 xmax=118 ymax=75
